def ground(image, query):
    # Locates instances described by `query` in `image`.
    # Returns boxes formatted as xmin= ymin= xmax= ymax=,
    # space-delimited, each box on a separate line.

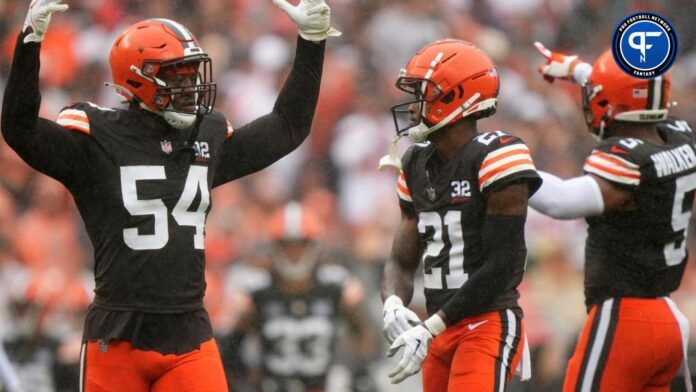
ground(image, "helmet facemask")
xmin=272 ymin=239 xmax=320 ymax=282
xmin=134 ymin=54 xmax=216 ymax=130
xmin=390 ymin=75 xmax=441 ymax=140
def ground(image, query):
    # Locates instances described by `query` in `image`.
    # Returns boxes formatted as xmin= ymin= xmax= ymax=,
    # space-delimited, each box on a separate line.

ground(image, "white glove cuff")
xmin=384 ymin=295 xmax=404 ymax=312
xmin=573 ymin=62 xmax=593 ymax=85
xmin=424 ymin=314 xmax=447 ymax=336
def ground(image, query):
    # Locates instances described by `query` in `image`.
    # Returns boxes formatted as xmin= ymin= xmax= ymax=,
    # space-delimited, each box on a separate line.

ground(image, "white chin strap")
xmin=408 ymin=94 xmax=495 ymax=142
xmin=378 ymin=95 xmax=497 ymax=172
xmin=163 ymin=110 xmax=198 ymax=130
xmin=138 ymin=103 xmax=199 ymax=130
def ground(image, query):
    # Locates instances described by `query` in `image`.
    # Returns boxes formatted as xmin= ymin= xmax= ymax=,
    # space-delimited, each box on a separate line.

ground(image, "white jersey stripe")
xmin=586 ymin=155 xmax=641 ymax=177
xmin=584 ymin=164 xmax=641 ymax=185
xmin=57 ymin=119 xmax=91 ymax=133
xmin=580 ymin=298 xmax=614 ymax=392
xmin=589 ymin=151 xmax=640 ymax=169
xmin=397 ymin=187 xmax=413 ymax=202
xmin=482 ymin=144 xmax=529 ymax=163
xmin=479 ymin=152 xmax=533 ymax=178
xmin=58 ymin=109 xmax=89 ymax=119
xmin=480 ymin=163 xmax=536 ymax=190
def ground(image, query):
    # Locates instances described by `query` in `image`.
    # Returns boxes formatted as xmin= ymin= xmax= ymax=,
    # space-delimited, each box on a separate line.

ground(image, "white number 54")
xmin=120 ymin=166 xmax=210 ymax=250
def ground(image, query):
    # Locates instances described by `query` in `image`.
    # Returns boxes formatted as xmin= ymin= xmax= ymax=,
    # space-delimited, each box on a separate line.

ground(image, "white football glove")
xmin=386 ymin=315 xmax=446 ymax=384
xmin=533 ymin=41 xmax=580 ymax=83
xmin=273 ymin=0 xmax=341 ymax=42
xmin=382 ymin=295 xmax=421 ymax=344
xmin=23 ymin=0 xmax=69 ymax=44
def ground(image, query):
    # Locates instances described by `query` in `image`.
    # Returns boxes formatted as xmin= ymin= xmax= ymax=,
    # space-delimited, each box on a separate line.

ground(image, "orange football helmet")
xmin=267 ymin=203 xmax=323 ymax=281
xmin=268 ymin=202 xmax=322 ymax=241
xmin=109 ymin=19 xmax=216 ymax=130
xmin=391 ymin=39 xmax=499 ymax=142
xmin=583 ymin=49 xmax=670 ymax=138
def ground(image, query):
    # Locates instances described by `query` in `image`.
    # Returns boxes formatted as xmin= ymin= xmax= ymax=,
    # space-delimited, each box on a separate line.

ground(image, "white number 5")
xmin=665 ymin=172 xmax=696 ymax=266
xmin=121 ymin=166 xmax=210 ymax=250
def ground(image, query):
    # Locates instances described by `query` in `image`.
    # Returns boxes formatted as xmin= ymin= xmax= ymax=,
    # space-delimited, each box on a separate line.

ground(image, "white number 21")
xmin=121 ymin=166 xmax=210 ymax=250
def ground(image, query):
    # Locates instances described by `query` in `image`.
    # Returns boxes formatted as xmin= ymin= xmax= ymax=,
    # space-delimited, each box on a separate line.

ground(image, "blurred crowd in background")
xmin=1 ymin=0 xmax=696 ymax=391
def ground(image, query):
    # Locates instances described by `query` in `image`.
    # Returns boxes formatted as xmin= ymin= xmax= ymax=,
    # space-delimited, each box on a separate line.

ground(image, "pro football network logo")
xmin=611 ymin=12 xmax=678 ymax=78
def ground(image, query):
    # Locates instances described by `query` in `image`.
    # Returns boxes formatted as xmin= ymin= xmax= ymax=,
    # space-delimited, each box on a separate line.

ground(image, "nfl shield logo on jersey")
xmin=161 ymin=140 xmax=173 ymax=154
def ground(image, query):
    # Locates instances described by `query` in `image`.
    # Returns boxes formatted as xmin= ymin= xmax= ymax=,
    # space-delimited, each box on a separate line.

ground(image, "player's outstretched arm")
xmin=211 ymin=0 xmax=341 ymax=186
xmin=528 ymin=171 xmax=605 ymax=219
xmin=529 ymin=169 xmax=634 ymax=219
xmin=437 ymin=182 xmax=530 ymax=325
xmin=1 ymin=1 xmax=89 ymax=185
xmin=533 ymin=42 xmax=592 ymax=85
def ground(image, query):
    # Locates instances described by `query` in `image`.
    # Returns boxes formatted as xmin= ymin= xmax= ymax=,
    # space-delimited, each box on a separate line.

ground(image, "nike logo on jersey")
xmin=610 ymin=146 xmax=629 ymax=155
xmin=499 ymin=136 xmax=515 ymax=144
xmin=468 ymin=320 xmax=488 ymax=331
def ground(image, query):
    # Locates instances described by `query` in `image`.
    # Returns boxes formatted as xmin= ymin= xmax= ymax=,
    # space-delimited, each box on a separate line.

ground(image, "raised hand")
xmin=273 ymin=0 xmax=341 ymax=42
xmin=534 ymin=41 xmax=580 ymax=83
xmin=23 ymin=0 xmax=69 ymax=44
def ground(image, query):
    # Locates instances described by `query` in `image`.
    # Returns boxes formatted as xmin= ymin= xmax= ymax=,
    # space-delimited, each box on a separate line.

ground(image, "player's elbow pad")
xmin=529 ymin=171 xmax=604 ymax=219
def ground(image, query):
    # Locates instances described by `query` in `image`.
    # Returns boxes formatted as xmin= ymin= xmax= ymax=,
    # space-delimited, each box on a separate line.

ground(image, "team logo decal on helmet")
xmin=611 ymin=12 xmax=678 ymax=78
xmin=108 ymin=18 xmax=217 ymax=130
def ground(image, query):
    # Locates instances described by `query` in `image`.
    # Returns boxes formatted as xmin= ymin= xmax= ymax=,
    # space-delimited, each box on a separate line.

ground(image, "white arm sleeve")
xmin=573 ymin=62 xmax=593 ymax=85
xmin=529 ymin=171 xmax=604 ymax=220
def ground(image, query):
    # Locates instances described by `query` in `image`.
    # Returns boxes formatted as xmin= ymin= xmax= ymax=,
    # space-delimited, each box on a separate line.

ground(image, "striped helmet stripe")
xmin=652 ymin=76 xmax=663 ymax=110
xmin=151 ymin=18 xmax=196 ymax=49
xmin=283 ymin=203 xmax=304 ymax=238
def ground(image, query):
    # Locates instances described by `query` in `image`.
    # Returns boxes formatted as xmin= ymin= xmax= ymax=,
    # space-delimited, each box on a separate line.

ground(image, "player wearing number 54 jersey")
xmin=531 ymin=44 xmax=694 ymax=391
xmin=1 ymin=1 xmax=339 ymax=391
xmin=379 ymin=40 xmax=540 ymax=391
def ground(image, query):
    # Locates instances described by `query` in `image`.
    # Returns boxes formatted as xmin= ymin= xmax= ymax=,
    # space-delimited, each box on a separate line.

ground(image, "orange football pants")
xmin=563 ymin=297 xmax=690 ymax=392
xmin=422 ymin=309 xmax=526 ymax=392
xmin=80 ymin=338 xmax=228 ymax=392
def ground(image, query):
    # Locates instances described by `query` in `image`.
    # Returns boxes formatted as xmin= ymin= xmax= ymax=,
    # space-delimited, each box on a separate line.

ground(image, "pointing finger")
xmin=272 ymin=0 xmax=297 ymax=15
xmin=534 ymin=41 xmax=552 ymax=59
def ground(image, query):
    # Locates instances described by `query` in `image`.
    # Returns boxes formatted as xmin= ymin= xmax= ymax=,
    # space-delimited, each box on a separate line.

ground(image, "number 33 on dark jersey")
xmin=397 ymin=131 xmax=541 ymax=316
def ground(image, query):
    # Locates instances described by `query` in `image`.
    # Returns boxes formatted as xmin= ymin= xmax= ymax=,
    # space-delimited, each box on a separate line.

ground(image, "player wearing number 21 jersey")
xmin=531 ymin=44 xmax=694 ymax=391
xmin=379 ymin=40 xmax=540 ymax=391
xmin=2 ymin=1 xmax=339 ymax=390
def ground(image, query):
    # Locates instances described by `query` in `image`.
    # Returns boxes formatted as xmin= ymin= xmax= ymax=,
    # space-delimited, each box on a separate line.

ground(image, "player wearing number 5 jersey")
xmin=1 ymin=1 xmax=339 ymax=391
xmin=531 ymin=44 xmax=694 ymax=392
xmin=379 ymin=40 xmax=541 ymax=391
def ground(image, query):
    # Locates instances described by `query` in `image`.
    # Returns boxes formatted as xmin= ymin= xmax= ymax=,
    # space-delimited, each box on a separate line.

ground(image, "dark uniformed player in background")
xmin=227 ymin=203 xmax=375 ymax=392
xmin=379 ymin=39 xmax=540 ymax=390
xmin=531 ymin=44 xmax=694 ymax=391
xmin=1 ymin=0 xmax=340 ymax=390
